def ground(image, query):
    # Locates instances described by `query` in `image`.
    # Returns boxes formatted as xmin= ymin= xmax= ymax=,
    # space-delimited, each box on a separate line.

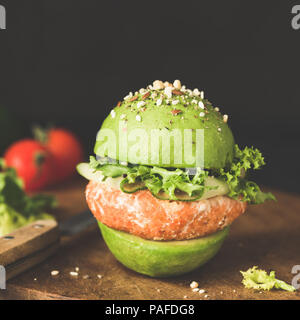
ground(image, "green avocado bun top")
xmin=94 ymin=80 xmax=235 ymax=169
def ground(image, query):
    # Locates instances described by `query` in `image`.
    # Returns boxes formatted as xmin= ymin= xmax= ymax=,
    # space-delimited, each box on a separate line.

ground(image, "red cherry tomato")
xmin=4 ymin=139 xmax=54 ymax=192
xmin=45 ymin=129 xmax=84 ymax=183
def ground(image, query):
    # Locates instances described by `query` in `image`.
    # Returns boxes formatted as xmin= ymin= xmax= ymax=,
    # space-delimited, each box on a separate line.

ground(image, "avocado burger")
xmin=77 ymin=80 xmax=275 ymax=277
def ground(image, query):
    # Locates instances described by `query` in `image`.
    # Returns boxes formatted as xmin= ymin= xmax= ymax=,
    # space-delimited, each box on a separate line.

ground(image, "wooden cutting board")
xmin=0 ymin=177 xmax=299 ymax=300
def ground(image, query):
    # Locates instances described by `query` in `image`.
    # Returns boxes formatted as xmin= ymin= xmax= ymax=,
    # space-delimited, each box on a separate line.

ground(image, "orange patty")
xmin=86 ymin=180 xmax=247 ymax=241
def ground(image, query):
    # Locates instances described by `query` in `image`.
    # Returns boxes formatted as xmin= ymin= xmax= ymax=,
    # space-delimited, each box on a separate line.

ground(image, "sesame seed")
xmin=198 ymin=289 xmax=205 ymax=294
xmin=183 ymin=295 xmax=188 ymax=299
xmin=70 ymin=271 xmax=78 ymax=277
xmin=124 ymin=92 xmax=133 ymax=100
xmin=34 ymin=278 xmax=37 ymax=281
xmin=173 ymin=80 xmax=182 ymax=90
xmin=153 ymin=80 xmax=164 ymax=90
xmin=233 ymin=289 xmax=236 ymax=293
xmin=220 ymin=291 xmax=223 ymax=295
xmin=137 ymin=101 xmax=146 ymax=108
xmin=190 ymin=281 xmax=199 ymax=289
xmin=83 ymin=275 xmax=90 ymax=279
xmin=214 ymin=107 xmax=220 ymax=112
xmin=204 ymin=294 xmax=209 ymax=298
xmin=218 ymin=127 xmax=222 ymax=132
xmin=51 ymin=270 xmax=59 ymax=276
xmin=164 ymin=86 xmax=173 ymax=99
xmin=75 ymin=267 xmax=79 ymax=272
xmin=156 ymin=98 xmax=162 ymax=106
xmin=223 ymin=114 xmax=228 ymax=123
xmin=193 ymin=88 xmax=200 ymax=96
xmin=157 ymin=289 xmax=161 ymax=293
xmin=97 ymin=274 xmax=103 ymax=279
xmin=136 ymin=115 xmax=141 ymax=122
xmin=172 ymin=100 xmax=179 ymax=105
xmin=198 ymin=101 xmax=205 ymax=109
xmin=200 ymin=91 xmax=204 ymax=99
xmin=192 ymin=288 xmax=199 ymax=292
xmin=199 ymin=112 xmax=205 ymax=117
xmin=111 ymin=110 xmax=116 ymax=118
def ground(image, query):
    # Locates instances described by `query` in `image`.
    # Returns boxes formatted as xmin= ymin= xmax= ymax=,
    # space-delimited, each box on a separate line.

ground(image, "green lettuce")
xmin=89 ymin=144 xmax=275 ymax=204
xmin=90 ymin=156 xmax=210 ymax=200
xmin=0 ymin=159 xmax=56 ymax=236
xmin=241 ymin=266 xmax=296 ymax=292
xmin=216 ymin=145 xmax=276 ymax=204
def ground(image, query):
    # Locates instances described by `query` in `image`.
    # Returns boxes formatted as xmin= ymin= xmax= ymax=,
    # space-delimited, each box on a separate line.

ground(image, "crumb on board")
xmin=190 ymin=281 xmax=199 ymax=289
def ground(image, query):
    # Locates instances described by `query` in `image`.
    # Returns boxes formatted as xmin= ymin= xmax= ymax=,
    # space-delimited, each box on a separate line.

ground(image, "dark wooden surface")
xmin=0 ymin=177 xmax=299 ymax=300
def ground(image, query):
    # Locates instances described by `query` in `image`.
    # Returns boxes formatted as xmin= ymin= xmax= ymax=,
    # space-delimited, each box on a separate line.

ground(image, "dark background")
xmin=0 ymin=0 xmax=299 ymax=192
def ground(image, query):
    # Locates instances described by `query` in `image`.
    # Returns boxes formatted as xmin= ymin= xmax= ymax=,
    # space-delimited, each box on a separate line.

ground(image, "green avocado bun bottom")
xmin=99 ymin=222 xmax=229 ymax=278
xmin=79 ymin=80 xmax=274 ymax=277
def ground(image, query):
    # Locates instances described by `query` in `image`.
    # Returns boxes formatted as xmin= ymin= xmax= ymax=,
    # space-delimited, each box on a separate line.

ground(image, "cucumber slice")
xmin=151 ymin=177 xmax=229 ymax=201
xmin=203 ymin=177 xmax=230 ymax=199
xmin=77 ymin=163 xmax=124 ymax=188
xmin=120 ymin=179 xmax=146 ymax=193
xmin=77 ymin=163 xmax=104 ymax=182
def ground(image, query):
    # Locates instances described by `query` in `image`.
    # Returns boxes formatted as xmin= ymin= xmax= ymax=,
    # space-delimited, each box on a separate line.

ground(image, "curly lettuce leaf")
xmin=88 ymin=145 xmax=275 ymax=204
xmin=241 ymin=266 xmax=296 ymax=292
xmin=216 ymin=145 xmax=276 ymax=204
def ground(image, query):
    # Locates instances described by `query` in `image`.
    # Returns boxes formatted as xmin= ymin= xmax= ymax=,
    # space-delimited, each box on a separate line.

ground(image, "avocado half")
xmin=99 ymin=222 xmax=229 ymax=278
xmin=94 ymin=87 xmax=235 ymax=169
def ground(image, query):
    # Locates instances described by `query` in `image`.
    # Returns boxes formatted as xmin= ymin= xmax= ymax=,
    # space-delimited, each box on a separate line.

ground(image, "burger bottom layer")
xmin=99 ymin=222 xmax=229 ymax=277
xmin=86 ymin=180 xmax=247 ymax=240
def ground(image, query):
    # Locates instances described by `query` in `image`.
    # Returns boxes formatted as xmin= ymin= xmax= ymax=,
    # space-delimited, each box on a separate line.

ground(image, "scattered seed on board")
xmin=51 ymin=270 xmax=59 ymax=276
xmin=190 ymin=281 xmax=199 ymax=289
xmin=75 ymin=267 xmax=79 ymax=272
xmin=97 ymin=274 xmax=103 ymax=279
xmin=83 ymin=275 xmax=90 ymax=279
xmin=198 ymin=289 xmax=205 ymax=294
xmin=70 ymin=271 xmax=78 ymax=277
xmin=192 ymin=288 xmax=199 ymax=292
